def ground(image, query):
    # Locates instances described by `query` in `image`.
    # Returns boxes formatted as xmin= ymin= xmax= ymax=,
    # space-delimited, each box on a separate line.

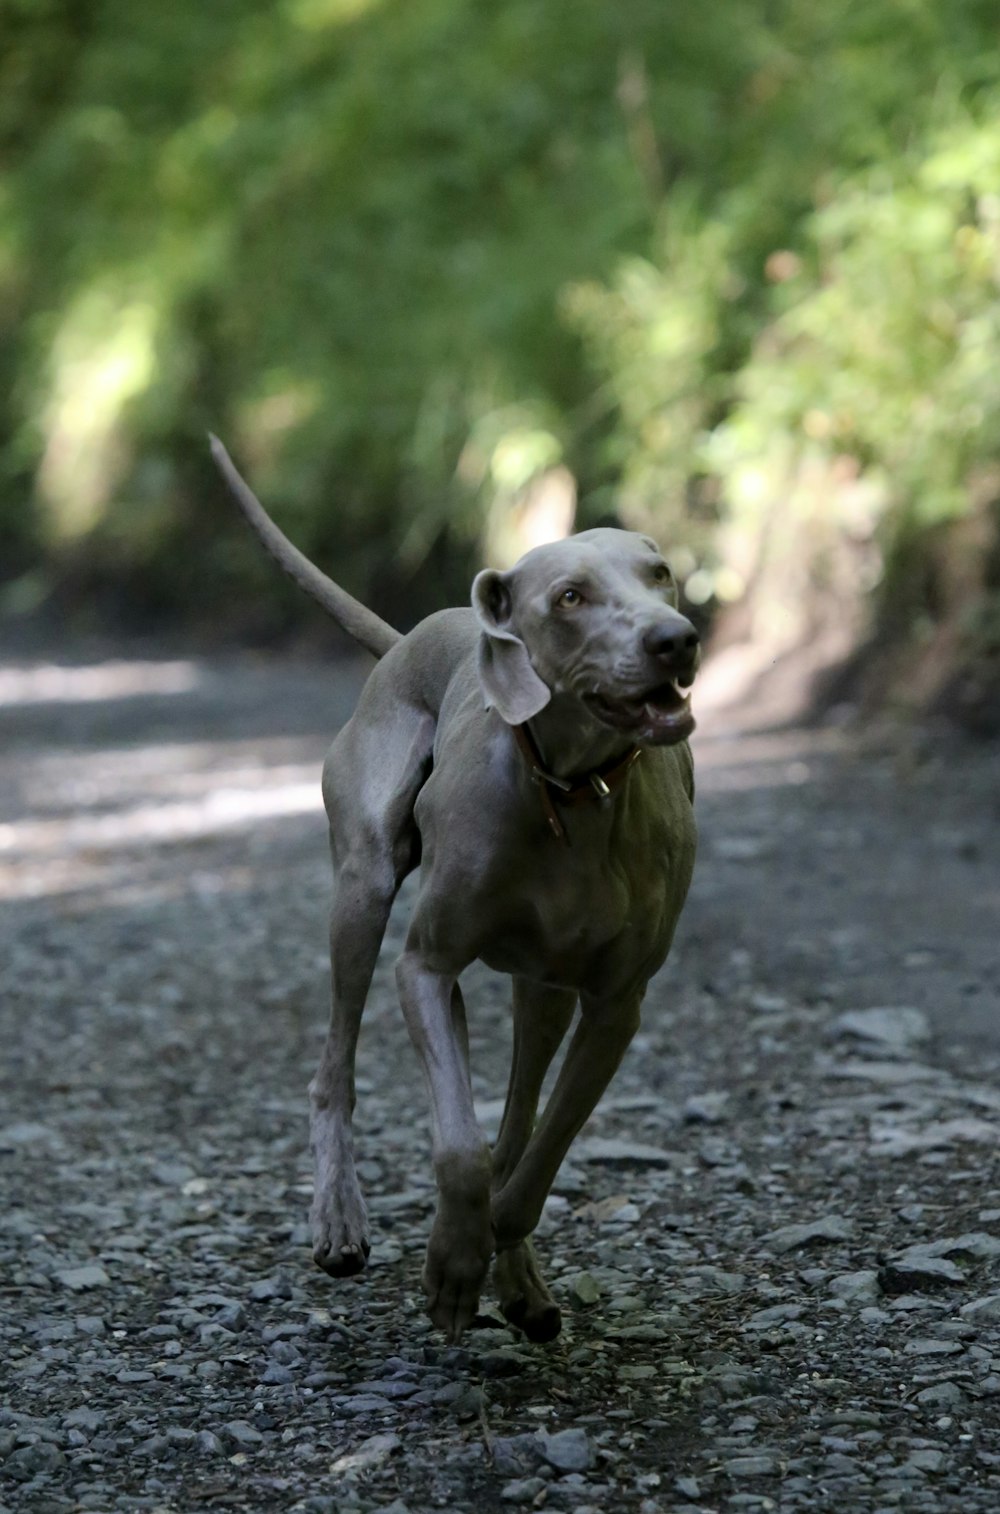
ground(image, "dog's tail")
xmin=210 ymin=435 xmax=402 ymax=660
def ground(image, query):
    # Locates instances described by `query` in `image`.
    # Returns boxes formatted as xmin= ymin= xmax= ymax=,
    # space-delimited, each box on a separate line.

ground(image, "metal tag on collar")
xmin=589 ymin=772 xmax=611 ymax=799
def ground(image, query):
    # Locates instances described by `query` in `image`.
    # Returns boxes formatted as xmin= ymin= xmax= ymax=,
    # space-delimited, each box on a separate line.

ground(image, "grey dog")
xmin=212 ymin=437 xmax=699 ymax=1343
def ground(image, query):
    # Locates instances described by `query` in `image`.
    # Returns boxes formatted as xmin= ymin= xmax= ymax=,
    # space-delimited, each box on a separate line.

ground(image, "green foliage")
xmin=2 ymin=0 xmax=1000 ymax=651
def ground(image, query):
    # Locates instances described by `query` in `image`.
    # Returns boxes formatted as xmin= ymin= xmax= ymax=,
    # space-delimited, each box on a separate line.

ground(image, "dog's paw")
xmin=493 ymin=1240 xmax=562 ymax=1343
xmin=311 ymin=1185 xmax=370 ymax=1278
xmin=422 ymin=1214 xmax=492 ymax=1343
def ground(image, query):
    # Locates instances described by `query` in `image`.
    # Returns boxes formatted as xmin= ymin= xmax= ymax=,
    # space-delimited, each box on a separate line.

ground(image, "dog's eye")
xmin=652 ymin=564 xmax=673 ymax=585
xmin=557 ymin=587 xmax=584 ymax=608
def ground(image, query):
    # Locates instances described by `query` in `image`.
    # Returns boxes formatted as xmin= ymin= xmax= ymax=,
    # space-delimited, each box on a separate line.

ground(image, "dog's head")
xmin=472 ymin=529 xmax=699 ymax=745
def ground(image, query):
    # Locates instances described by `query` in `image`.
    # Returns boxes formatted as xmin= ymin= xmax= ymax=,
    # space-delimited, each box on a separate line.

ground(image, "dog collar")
xmin=512 ymin=722 xmax=642 ymax=844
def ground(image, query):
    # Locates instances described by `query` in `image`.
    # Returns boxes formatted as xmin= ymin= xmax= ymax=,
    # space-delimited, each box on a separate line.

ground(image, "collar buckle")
xmin=512 ymin=723 xmax=641 ymax=844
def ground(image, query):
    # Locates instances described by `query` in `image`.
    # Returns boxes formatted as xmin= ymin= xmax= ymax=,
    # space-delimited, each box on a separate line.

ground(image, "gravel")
xmin=2 ymin=644 xmax=1000 ymax=1512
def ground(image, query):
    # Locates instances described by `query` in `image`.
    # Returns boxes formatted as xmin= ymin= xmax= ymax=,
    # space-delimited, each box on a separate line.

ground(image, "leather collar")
xmin=512 ymin=722 xmax=642 ymax=843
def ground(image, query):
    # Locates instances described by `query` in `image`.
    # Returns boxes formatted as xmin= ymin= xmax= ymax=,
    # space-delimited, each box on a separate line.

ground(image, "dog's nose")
xmin=643 ymin=620 xmax=700 ymax=660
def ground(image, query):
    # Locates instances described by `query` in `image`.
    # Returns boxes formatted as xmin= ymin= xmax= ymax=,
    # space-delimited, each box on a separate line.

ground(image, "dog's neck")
xmin=523 ymin=693 xmax=636 ymax=782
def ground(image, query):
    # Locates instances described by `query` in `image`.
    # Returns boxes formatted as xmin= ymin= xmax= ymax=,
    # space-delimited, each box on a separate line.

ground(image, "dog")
xmin=212 ymin=436 xmax=699 ymax=1342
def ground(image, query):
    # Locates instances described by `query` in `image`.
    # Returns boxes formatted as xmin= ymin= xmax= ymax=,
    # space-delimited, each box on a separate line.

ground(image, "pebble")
xmin=828 ymin=1271 xmax=880 ymax=1303
xmin=223 ymin=1420 xmax=265 ymax=1447
xmin=3 ymin=1442 xmax=66 ymax=1479
xmin=575 ymin=1138 xmax=673 ymax=1167
xmin=329 ymin=1432 xmax=401 ymax=1473
xmin=51 ymin=1266 xmax=110 ymax=1292
xmin=538 ymin=1429 xmax=593 ymax=1472
xmin=960 ymin=1294 xmax=1000 ymax=1323
xmin=726 ymin=1453 xmax=780 ymax=1477
xmin=832 ymin=1006 xmax=930 ymax=1049
xmin=683 ymin=1092 xmax=730 ymax=1124
xmin=492 ymin=1435 xmax=545 ymax=1477
xmin=878 ymin=1256 xmax=966 ymax=1292
xmin=915 ymin=1382 xmax=963 ymax=1408
xmin=568 ymin=1272 xmax=601 ymax=1306
xmin=501 ymin=1477 xmax=548 ymax=1504
xmin=907 ymin=1449 xmax=948 ymax=1475
xmin=763 ymin=1217 xmax=852 ymax=1253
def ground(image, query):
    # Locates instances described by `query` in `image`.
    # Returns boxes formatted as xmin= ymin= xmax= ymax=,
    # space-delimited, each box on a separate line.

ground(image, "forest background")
xmin=3 ymin=0 xmax=999 ymax=730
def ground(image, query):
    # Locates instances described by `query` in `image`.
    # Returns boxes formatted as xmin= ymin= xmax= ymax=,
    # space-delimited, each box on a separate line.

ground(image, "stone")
xmin=491 ymin=1434 xmax=544 ymax=1478
xmin=52 ymin=1266 xmax=110 ymax=1292
xmin=538 ymin=1428 xmax=593 ymax=1472
xmin=136 ymin=1434 xmax=170 ymax=1456
xmin=223 ymin=1420 xmax=264 ymax=1448
xmin=878 ymin=1256 xmax=965 ymax=1294
xmin=329 ymin=1432 xmax=401 ymax=1474
xmin=903 ymin=1233 xmax=1000 ymax=1264
xmin=871 ymin=1119 xmax=998 ymax=1158
xmin=725 ymin=1453 xmax=780 ymax=1476
xmin=501 ymin=1478 xmax=548 ymax=1504
xmin=62 ymin=1408 xmax=105 ymax=1431
xmin=746 ymin=1303 xmax=803 ymax=1328
xmin=915 ymin=1382 xmax=963 ymax=1409
xmin=575 ymin=1138 xmax=672 ymax=1167
xmin=352 ymin=1379 xmax=420 ymax=1400
xmin=568 ymin=1272 xmax=601 ymax=1306
xmin=828 ymin=1271 xmax=880 ymax=1303
xmin=683 ymin=1092 xmax=730 ymax=1124
xmin=74 ymin=1316 xmax=106 ymax=1337
xmin=960 ymin=1294 xmax=1000 ymax=1324
xmin=763 ymin=1217 xmax=852 ymax=1253
xmin=249 ymin=1276 xmax=293 ymax=1301
xmin=215 ymin=1302 xmax=247 ymax=1332
xmin=906 ymin=1448 xmax=947 ymax=1474
xmin=832 ymin=1006 xmax=929 ymax=1049
xmin=260 ymin=1363 xmax=294 ymax=1385
xmin=3 ymin=1442 xmax=66 ymax=1479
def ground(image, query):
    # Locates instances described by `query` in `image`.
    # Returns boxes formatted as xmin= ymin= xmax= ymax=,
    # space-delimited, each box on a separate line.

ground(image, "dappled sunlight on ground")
xmin=0 ymin=646 xmax=370 ymax=906
xmin=0 ymin=659 xmax=203 ymax=706
xmin=0 ymin=766 xmax=321 ymax=898
xmin=0 ymin=644 xmax=849 ymax=910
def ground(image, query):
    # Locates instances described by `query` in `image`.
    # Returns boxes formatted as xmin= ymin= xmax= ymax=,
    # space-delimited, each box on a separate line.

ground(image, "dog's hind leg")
xmin=491 ymin=979 xmax=576 ymax=1341
xmin=309 ymin=707 xmax=432 ymax=1277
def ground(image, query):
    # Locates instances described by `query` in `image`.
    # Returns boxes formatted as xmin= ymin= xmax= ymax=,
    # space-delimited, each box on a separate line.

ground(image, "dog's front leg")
xmin=396 ymin=950 xmax=493 ymax=1341
xmin=491 ymin=989 xmax=643 ymax=1252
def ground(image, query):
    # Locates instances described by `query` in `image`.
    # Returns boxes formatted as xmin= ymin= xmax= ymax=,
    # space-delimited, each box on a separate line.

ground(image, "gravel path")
xmin=2 ymin=645 xmax=1000 ymax=1514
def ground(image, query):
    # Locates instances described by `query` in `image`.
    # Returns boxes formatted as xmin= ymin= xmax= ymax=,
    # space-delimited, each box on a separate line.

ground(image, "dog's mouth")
xmin=585 ymin=677 xmax=695 ymax=746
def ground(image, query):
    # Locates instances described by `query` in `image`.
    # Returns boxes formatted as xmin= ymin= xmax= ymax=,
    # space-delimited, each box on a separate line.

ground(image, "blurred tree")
xmin=1 ymin=0 xmax=998 ymax=721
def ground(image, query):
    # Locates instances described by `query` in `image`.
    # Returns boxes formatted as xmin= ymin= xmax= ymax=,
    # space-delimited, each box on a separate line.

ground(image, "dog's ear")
xmin=471 ymin=569 xmax=551 ymax=725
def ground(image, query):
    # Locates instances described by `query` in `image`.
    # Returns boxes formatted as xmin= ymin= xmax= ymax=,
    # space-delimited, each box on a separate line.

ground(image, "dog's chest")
xmin=478 ymin=837 xmax=675 ymax=991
